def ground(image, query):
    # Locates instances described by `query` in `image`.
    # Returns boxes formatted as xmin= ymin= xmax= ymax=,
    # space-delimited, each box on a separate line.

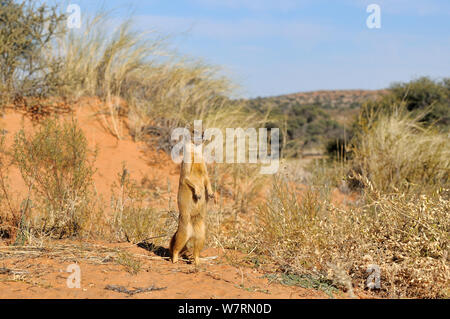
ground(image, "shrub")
xmin=325 ymin=137 xmax=351 ymax=161
xmin=13 ymin=118 xmax=96 ymax=238
xmin=358 ymin=77 xmax=450 ymax=132
xmin=252 ymin=102 xmax=344 ymax=157
xmin=0 ymin=0 xmax=66 ymax=106
xmin=390 ymin=77 xmax=449 ymax=126
xmin=255 ymin=103 xmax=450 ymax=298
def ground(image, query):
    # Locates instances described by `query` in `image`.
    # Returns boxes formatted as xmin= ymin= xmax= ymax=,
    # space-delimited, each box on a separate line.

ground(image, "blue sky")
xmin=59 ymin=0 xmax=450 ymax=98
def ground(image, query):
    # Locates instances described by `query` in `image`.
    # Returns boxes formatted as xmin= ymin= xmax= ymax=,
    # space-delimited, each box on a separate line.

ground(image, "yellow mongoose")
xmin=169 ymin=132 xmax=214 ymax=265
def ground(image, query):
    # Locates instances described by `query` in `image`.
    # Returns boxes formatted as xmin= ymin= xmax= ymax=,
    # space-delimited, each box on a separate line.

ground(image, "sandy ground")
xmin=0 ymin=243 xmax=336 ymax=299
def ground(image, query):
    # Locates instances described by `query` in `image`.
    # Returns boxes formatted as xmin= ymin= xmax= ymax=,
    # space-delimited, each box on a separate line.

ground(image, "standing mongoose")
xmin=169 ymin=133 xmax=214 ymax=266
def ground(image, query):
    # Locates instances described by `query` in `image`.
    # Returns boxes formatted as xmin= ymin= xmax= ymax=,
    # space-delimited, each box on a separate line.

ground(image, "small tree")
xmin=0 ymin=0 xmax=65 ymax=104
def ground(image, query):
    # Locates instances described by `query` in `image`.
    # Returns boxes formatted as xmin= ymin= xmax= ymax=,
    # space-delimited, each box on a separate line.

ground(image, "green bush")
xmin=390 ymin=77 xmax=449 ymax=126
xmin=358 ymin=77 xmax=450 ymax=132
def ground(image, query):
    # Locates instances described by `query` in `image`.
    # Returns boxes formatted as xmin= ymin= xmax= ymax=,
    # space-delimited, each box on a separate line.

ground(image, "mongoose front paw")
xmin=193 ymin=189 xmax=202 ymax=200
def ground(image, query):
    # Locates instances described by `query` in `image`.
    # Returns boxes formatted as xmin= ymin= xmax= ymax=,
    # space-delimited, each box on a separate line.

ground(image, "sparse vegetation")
xmin=109 ymin=164 xmax=176 ymax=245
xmin=13 ymin=118 xmax=96 ymax=239
xmin=247 ymin=100 xmax=344 ymax=156
xmin=116 ymin=251 xmax=142 ymax=274
xmin=255 ymin=175 xmax=449 ymax=298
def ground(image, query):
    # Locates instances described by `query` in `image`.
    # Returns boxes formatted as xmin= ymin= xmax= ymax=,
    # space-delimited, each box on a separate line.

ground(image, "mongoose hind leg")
xmin=192 ymin=219 xmax=205 ymax=266
xmin=170 ymin=223 xmax=191 ymax=263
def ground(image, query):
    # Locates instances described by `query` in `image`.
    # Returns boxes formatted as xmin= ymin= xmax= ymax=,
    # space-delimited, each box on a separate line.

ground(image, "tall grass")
xmin=125 ymin=61 xmax=255 ymax=151
xmin=56 ymin=13 xmax=164 ymax=138
xmin=351 ymin=109 xmax=449 ymax=193
xmin=56 ymin=12 xmax=259 ymax=145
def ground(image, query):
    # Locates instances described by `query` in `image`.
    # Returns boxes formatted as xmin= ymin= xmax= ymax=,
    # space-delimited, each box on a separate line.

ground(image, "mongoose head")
xmin=189 ymin=126 xmax=204 ymax=146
